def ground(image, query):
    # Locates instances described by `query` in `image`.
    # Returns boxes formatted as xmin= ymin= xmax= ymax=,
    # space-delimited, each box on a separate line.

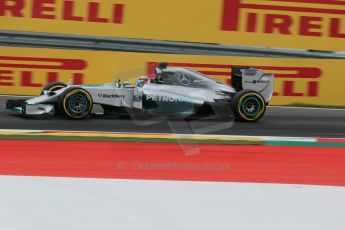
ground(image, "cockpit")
xmin=151 ymin=62 xmax=219 ymax=87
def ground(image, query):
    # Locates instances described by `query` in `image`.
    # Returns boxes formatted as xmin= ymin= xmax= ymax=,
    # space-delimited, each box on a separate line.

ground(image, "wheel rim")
xmin=241 ymin=96 xmax=261 ymax=117
xmin=67 ymin=94 xmax=88 ymax=114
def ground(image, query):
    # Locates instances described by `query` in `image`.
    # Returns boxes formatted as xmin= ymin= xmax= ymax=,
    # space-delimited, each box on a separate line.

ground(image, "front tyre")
xmin=58 ymin=87 xmax=93 ymax=119
xmin=232 ymin=90 xmax=266 ymax=122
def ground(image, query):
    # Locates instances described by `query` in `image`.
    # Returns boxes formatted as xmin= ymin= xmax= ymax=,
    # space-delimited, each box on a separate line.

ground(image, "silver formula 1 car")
xmin=6 ymin=63 xmax=274 ymax=122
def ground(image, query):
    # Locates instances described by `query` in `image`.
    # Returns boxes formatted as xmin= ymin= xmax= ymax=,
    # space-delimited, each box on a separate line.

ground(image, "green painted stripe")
xmin=0 ymin=133 xmax=344 ymax=147
xmin=265 ymin=141 xmax=345 ymax=148
xmin=0 ymin=134 xmax=263 ymax=145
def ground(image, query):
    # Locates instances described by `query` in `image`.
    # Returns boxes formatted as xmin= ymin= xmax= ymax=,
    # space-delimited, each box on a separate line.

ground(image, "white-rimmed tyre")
xmin=41 ymin=82 xmax=67 ymax=95
xmin=231 ymin=90 xmax=266 ymax=122
xmin=58 ymin=87 xmax=93 ymax=119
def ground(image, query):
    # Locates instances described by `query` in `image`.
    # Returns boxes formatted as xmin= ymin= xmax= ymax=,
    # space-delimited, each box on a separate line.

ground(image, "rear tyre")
xmin=58 ymin=87 xmax=93 ymax=119
xmin=41 ymin=82 xmax=67 ymax=95
xmin=231 ymin=90 xmax=266 ymax=122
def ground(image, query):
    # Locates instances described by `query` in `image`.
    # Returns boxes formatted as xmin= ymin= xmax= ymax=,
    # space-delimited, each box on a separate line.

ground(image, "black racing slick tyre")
xmin=58 ymin=87 xmax=93 ymax=119
xmin=231 ymin=90 xmax=266 ymax=122
xmin=41 ymin=82 xmax=67 ymax=95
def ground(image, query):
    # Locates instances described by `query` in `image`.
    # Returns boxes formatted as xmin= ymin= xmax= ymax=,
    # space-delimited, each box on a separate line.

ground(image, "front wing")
xmin=6 ymin=99 xmax=55 ymax=115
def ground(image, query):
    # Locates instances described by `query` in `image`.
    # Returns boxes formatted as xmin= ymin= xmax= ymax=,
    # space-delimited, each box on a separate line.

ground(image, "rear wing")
xmin=231 ymin=66 xmax=274 ymax=102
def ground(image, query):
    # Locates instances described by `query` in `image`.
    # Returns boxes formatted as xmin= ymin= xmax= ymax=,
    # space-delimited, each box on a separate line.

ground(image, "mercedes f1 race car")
xmin=6 ymin=63 xmax=274 ymax=122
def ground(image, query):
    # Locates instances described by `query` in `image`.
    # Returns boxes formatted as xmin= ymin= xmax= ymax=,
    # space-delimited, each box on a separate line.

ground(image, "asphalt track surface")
xmin=0 ymin=96 xmax=344 ymax=137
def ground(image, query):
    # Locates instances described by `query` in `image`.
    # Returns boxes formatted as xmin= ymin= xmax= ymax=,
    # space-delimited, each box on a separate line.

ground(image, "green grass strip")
xmin=1 ymin=134 xmax=344 ymax=147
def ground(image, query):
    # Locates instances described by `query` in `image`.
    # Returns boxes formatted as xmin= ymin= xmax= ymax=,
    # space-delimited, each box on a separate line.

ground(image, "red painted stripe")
xmin=269 ymin=0 xmax=345 ymax=6
xmin=241 ymin=3 xmax=345 ymax=15
xmin=0 ymin=140 xmax=345 ymax=186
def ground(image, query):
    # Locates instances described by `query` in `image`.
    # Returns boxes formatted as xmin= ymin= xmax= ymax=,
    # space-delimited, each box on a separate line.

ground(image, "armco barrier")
xmin=0 ymin=0 xmax=345 ymax=51
xmin=0 ymin=46 xmax=344 ymax=106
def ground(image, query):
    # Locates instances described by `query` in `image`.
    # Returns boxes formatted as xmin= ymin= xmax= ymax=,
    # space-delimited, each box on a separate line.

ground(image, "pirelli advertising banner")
xmin=0 ymin=46 xmax=344 ymax=106
xmin=1 ymin=0 xmax=345 ymax=51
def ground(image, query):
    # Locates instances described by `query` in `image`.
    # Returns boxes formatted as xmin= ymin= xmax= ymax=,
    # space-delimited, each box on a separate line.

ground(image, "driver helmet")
xmin=136 ymin=77 xmax=150 ymax=87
